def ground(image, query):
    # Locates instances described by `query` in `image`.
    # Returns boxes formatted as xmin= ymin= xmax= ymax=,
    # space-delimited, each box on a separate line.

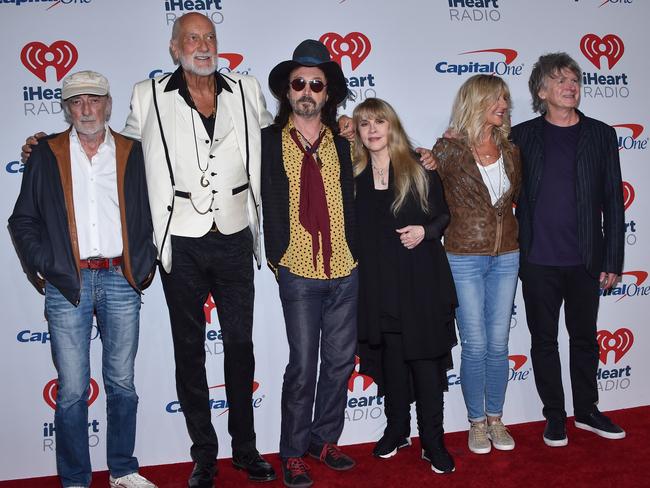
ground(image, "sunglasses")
xmin=289 ymin=78 xmax=327 ymax=93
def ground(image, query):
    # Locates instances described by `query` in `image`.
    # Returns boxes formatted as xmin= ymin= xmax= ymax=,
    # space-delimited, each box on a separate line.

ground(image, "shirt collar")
xmin=164 ymin=66 xmax=232 ymax=109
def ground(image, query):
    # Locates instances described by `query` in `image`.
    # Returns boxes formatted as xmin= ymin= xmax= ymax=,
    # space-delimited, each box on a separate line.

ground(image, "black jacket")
xmin=260 ymin=124 xmax=357 ymax=272
xmin=511 ymin=111 xmax=625 ymax=276
xmin=9 ymin=128 xmax=157 ymax=305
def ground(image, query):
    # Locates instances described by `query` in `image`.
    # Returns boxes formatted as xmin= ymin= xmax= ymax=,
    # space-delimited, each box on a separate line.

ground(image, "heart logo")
xmin=43 ymin=378 xmax=100 ymax=410
xmin=579 ymin=33 xmax=624 ymax=69
xmin=319 ymin=32 xmax=372 ymax=71
xmin=21 ymin=40 xmax=78 ymax=82
xmin=597 ymin=328 xmax=633 ymax=364
xmin=622 ymin=181 xmax=634 ymax=211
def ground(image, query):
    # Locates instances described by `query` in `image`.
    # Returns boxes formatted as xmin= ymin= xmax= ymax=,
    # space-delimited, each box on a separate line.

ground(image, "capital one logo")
xmin=580 ymin=34 xmax=624 ymax=69
xmin=320 ymin=32 xmax=371 ymax=70
xmin=622 ymin=181 xmax=635 ymax=211
xmin=460 ymin=48 xmax=518 ymax=64
xmin=613 ymin=124 xmax=647 ymax=151
xmin=347 ymin=355 xmax=374 ymax=392
xmin=597 ymin=328 xmax=633 ymax=364
xmin=21 ymin=40 xmax=78 ymax=82
xmin=508 ymin=354 xmax=527 ymax=371
xmin=219 ymin=53 xmax=243 ymax=70
xmin=209 ymin=381 xmax=260 ymax=416
xmin=43 ymin=378 xmax=99 ymax=410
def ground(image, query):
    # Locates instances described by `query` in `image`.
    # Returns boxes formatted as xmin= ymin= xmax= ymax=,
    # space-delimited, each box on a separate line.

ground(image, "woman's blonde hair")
xmin=448 ymin=74 xmax=514 ymax=151
xmin=353 ymin=98 xmax=429 ymax=215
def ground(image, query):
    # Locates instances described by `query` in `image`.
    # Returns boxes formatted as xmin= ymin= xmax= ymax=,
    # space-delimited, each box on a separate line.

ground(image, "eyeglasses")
xmin=289 ymin=78 xmax=327 ymax=93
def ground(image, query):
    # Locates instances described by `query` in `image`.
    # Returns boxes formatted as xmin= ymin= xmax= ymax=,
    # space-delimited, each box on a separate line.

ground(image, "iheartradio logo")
xmin=580 ymin=33 xmax=624 ymax=70
xmin=597 ymin=328 xmax=633 ymax=364
xmin=21 ymin=40 xmax=78 ymax=82
xmin=320 ymin=32 xmax=371 ymax=70
xmin=622 ymin=181 xmax=635 ymax=211
xmin=43 ymin=378 xmax=100 ymax=410
xmin=348 ymin=355 xmax=374 ymax=392
xmin=204 ymin=293 xmax=216 ymax=324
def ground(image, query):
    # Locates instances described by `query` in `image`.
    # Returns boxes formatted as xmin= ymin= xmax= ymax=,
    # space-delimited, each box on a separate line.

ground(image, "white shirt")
xmin=476 ymin=154 xmax=511 ymax=206
xmin=70 ymin=126 xmax=123 ymax=259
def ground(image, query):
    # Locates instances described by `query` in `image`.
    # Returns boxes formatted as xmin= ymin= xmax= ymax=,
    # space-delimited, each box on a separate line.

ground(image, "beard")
xmin=73 ymin=116 xmax=105 ymax=136
xmin=290 ymin=95 xmax=326 ymax=118
xmin=180 ymin=51 xmax=217 ymax=76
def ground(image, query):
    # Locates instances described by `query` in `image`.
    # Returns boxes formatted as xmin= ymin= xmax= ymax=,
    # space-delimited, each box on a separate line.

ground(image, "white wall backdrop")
xmin=1 ymin=0 xmax=648 ymax=481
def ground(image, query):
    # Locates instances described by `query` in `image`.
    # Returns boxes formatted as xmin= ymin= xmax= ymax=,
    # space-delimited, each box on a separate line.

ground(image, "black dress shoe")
xmin=232 ymin=451 xmax=276 ymax=482
xmin=188 ymin=463 xmax=216 ymax=488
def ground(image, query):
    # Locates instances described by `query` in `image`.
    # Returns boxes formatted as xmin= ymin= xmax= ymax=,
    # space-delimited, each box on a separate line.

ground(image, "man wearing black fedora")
xmin=261 ymin=39 xmax=358 ymax=488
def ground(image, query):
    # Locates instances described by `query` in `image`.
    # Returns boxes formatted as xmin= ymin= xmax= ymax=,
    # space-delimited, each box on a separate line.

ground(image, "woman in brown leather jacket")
xmin=432 ymin=74 xmax=521 ymax=456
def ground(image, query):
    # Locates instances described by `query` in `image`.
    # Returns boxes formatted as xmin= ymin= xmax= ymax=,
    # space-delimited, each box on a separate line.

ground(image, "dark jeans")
xmin=277 ymin=267 xmax=358 ymax=458
xmin=520 ymin=261 xmax=600 ymax=421
xmin=160 ymin=228 xmax=256 ymax=465
xmin=381 ymin=332 xmax=445 ymax=450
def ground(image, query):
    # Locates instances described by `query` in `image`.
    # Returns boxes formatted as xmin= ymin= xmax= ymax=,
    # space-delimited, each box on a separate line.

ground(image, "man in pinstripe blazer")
xmin=512 ymin=52 xmax=625 ymax=448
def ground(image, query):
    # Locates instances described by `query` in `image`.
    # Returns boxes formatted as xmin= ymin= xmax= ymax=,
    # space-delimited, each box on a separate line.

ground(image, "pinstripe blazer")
xmin=511 ymin=110 xmax=624 ymax=277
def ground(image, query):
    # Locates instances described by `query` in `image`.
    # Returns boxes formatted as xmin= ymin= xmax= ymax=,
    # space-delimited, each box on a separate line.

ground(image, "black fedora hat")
xmin=269 ymin=39 xmax=348 ymax=105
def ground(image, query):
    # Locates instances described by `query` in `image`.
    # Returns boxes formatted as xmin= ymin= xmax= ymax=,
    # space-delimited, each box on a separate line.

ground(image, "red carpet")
xmin=2 ymin=406 xmax=647 ymax=487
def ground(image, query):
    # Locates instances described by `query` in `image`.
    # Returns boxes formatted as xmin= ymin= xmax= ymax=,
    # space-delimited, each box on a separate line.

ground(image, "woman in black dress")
xmin=353 ymin=98 xmax=457 ymax=474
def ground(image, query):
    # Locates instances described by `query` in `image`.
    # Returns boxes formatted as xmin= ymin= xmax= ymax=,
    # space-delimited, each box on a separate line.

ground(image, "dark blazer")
xmin=260 ymin=124 xmax=357 ymax=272
xmin=355 ymin=165 xmax=457 ymax=390
xmin=9 ymin=128 xmax=157 ymax=305
xmin=511 ymin=110 xmax=624 ymax=276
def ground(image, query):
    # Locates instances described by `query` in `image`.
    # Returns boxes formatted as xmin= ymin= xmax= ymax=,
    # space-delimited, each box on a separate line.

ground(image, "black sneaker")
xmin=281 ymin=458 xmax=312 ymax=488
xmin=575 ymin=410 xmax=626 ymax=440
xmin=307 ymin=443 xmax=355 ymax=471
xmin=543 ymin=418 xmax=568 ymax=447
xmin=421 ymin=445 xmax=455 ymax=474
xmin=372 ymin=433 xmax=412 ymax=459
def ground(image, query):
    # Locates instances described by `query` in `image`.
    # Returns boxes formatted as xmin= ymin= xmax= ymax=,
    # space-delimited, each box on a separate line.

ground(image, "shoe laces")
xmin=320 ymin=443 xmax=343 ymax=461
xmin=286 ymin=457 xmax=310 ymax=477
xmin=488 ymin=420 xmax=511 ymax=439
xmin=471 ymin=422 xmax=489 ymax=442
xmin=111 ymin=473 xmax=154 ymax=487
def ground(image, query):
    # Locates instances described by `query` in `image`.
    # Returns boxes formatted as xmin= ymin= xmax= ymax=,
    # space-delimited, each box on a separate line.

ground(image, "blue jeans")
xmin=277 ymin=267 xmax=358 ymax=458
xmin=447 ymin=252 xmax=519 ymax=422
xmin=45 ymin=268 xmax=141 ymax=487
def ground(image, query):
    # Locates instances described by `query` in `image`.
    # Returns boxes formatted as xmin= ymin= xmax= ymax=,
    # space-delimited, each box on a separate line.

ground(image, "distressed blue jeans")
xmin=447 ymin=252 xmax=519 ymax=422
xmin=45 ymin=267 xmax=141 ymax=487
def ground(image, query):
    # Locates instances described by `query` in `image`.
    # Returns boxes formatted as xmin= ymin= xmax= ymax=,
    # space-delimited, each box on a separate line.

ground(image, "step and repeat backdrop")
xmin=1 ymin=0 xmax=648 ymax=481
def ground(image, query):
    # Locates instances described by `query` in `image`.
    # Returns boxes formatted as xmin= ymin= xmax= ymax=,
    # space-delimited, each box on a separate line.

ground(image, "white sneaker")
xmin=109 ymin=472 xmax=157 ymax=488
xmin=468 ymin=421 xmax=491 ymax=454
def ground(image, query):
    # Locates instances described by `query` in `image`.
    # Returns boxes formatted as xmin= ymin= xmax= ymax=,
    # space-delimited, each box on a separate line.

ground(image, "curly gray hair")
xmin=528 ymin=52 xmax=582 ymax=113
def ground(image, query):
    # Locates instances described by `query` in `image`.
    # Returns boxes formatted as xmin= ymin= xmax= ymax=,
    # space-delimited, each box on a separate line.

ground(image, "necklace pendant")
xmin=200 ymin=174 xmax=210 ymax=188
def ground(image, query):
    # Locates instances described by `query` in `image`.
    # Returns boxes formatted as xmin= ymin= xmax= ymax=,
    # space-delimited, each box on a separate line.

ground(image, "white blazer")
xmin=122 ymin=70 xmax=273 ymax=272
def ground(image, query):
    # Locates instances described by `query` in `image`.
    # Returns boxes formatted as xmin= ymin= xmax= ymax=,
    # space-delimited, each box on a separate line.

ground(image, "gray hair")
xmin=528 ymin=52 xmax=582 ymax=113
xmin=62 ymin=94 xmax=112 ymax=125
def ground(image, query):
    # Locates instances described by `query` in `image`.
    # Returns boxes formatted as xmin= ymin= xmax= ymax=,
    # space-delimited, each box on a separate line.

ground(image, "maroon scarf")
xmin=289 ymin=128 xmax=332 ymax=277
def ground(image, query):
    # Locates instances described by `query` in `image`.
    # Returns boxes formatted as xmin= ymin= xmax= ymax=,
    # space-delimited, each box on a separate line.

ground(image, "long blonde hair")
xmin=353 ymin=98 xmax=429 ymax=215
xmin=448 ymin=74 xmax=514 ymax=150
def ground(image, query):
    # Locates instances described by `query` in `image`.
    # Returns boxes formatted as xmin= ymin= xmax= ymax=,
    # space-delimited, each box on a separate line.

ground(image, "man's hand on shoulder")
xmin=338 ymin=115 xmax=355 ymax=142
xmin=21 ymin=132 xmax=47 ymax=163
xmin=416 ymin=147 xmax=437 ymax=170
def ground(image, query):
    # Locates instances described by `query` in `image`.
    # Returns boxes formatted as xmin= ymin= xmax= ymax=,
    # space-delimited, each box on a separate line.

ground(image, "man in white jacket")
xmin=122 ymin=12 xmax=274 ymax=488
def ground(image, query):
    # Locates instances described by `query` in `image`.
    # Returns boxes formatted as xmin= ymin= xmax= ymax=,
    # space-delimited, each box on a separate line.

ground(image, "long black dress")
xmin=355 ymin=164 xmax=458 ymax=394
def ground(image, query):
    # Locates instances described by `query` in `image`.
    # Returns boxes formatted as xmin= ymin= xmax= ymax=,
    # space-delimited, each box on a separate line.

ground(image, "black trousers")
xmin=160 ymin=228 xmax=256 ymax=465
xmin=381 ymin=332 xmax=445 ymax=450
xmin=519 ymin=261 xmax=600 ymax=421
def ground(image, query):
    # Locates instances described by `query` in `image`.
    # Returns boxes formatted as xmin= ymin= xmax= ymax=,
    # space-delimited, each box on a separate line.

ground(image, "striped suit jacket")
xmin=511 ymin=110 xmax=624 ymax=277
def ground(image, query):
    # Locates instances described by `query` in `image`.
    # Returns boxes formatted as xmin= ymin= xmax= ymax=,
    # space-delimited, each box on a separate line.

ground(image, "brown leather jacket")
xmin=432 ymin=137 xmax=521 ymax=255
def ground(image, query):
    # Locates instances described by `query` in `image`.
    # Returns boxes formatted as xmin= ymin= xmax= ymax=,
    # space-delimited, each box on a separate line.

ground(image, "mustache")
xmin=79 ymin=116 xmax=97 ymax=122
xmin=297 ymin=96 xmax=316 ymax=104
